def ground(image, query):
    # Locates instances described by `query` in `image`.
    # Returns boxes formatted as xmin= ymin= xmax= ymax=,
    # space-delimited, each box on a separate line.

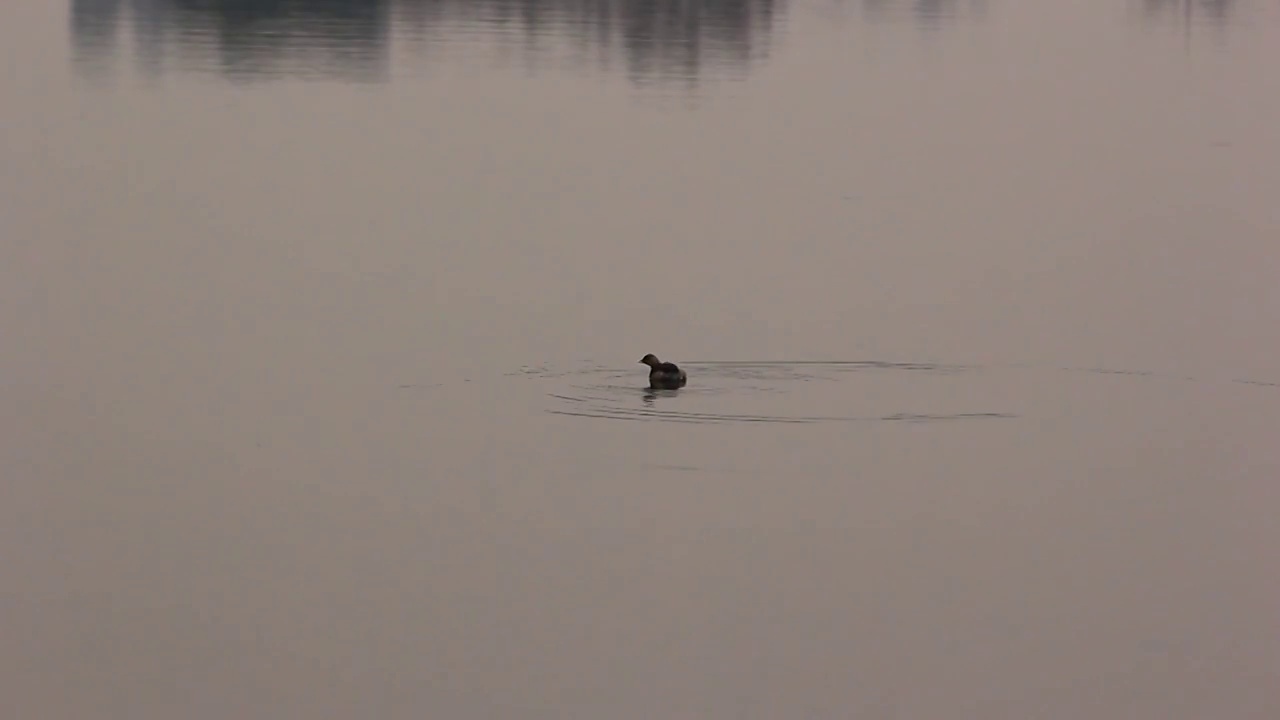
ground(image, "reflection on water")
xmin=72 ymin=0 xmax=392 ymax=81
xmin=395 ymin=0 xmax=782 ymax=85
xmin=1131 ymin=0 xmax=1245 ymax=54
xmin=98 ymin=0 xmax=1265 ymax=84
xmin=1141 ymin=0 xmax=1238 ymax=23
xmin=70 ymin=0 xmax=785 ymax=84
xmin=857 ymin=0 xmax=987 ymax=27
xmin=75 ymin=0 xmax=1258 ymax=86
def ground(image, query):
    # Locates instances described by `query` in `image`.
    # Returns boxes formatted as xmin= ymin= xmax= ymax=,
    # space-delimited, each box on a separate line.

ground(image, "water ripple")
xmin=540 ymin=360 xmax=1015 ymax=426
xmin=520 ymin=359 xmax=1279 ymax=426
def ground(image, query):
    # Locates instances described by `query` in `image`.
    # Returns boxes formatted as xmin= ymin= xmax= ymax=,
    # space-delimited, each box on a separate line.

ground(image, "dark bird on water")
xmin=640 ymin=353 xmax=687 ymax=389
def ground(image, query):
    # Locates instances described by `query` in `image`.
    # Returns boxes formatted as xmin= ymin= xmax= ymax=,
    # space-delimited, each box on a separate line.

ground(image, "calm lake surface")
xmin=2 ymin=1 xmax=1278 ymax=718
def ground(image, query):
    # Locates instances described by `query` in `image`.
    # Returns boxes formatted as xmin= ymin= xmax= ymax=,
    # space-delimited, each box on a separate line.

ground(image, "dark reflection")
xmin=71 ymin=0 xmax=123 ymax=78
xmin=392 ymin=0 xmax=781 ymax=83
xmin=859 ymin=0 xmax=986 ymax=28
xmin=1141 ymin=0 xmax=1237 ymax=24
xmin=70 ymin=0 xmax=781 ymax=84
xmin=1136 ymin=0 xmax=1240 ymax=53
xmin=72 ymin=0 xmax=392 ymax=82
xmin=642 ymin=388 xmax=679 ymax=406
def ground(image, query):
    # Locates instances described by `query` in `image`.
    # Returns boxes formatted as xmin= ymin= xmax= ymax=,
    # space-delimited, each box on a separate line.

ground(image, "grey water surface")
xmin=2 ymin=1 xmax=1278 ymax=718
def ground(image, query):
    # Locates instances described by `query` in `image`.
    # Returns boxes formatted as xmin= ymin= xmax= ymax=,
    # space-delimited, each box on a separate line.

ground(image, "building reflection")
xmin=69 ymin=0 xmax=782 ymax=84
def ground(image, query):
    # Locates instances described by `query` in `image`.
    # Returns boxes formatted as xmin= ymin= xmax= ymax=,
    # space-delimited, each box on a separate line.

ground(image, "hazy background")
xmin=2 ymin=1 xmax=1277 ymax=718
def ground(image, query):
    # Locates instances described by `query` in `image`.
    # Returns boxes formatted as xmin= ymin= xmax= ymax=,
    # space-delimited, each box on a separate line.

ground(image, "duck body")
xmin=639 ymin=353 xmax=687 ymax=389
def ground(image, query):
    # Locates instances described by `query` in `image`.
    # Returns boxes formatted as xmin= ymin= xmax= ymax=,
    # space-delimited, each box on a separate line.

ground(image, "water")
xmin=3 ymin=2 xmax=1278 ymax=718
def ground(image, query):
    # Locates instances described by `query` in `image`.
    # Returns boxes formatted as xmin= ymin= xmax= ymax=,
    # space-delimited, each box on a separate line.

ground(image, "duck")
xmin=639 ymin=353 xmax=687 ymax=389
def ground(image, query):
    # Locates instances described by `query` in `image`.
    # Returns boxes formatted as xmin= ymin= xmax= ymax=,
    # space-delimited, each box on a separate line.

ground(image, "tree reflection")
xmin=858 ymin=0 xmax=986 ymax=27
xmin=71 ymin=0 xmax=124 ymax=78
xmin=1140 ymin=0 xmax=1237 ymax=24
xmin=70 ymin=0 xmax=390 ymax=82
xmin=70 ymin=0 xmax=782 ymax=84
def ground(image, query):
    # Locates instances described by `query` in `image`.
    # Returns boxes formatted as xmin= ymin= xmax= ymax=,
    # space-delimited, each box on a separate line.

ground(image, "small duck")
xmin=639 ymin=353 xmax=687 ymax=389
